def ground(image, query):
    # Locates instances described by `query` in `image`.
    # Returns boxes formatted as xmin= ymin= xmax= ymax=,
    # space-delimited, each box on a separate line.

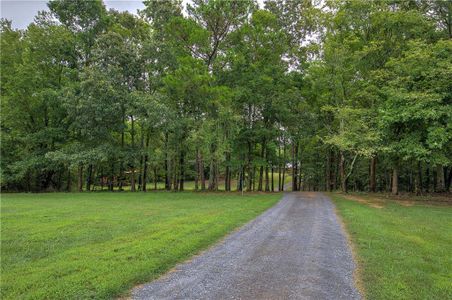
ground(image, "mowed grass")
xmin=332 ymin=193 xmax=452 ymax=300
xmin=1 ymin=192 xmax=281 ymax=299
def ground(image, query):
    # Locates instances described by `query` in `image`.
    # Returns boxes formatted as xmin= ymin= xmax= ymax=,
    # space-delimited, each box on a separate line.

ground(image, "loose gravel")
xmin=132 ymin=192 xmax=361 ymax=300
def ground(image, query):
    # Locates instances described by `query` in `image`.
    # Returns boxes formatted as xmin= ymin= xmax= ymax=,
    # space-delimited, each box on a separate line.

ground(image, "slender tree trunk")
xmin=119 ymin=113 xmax=125 ymax=191
xmin=200 ymin=153 xmax=206 ymax=191
xmin=298 ymin=145 xmax=302 ymax=190
xmin=392 ymin=165 xmax=398 ymax=195
xmin=208 ymin=142 xmax=218 ymax=191
xmin=130 ymin=169 xmax=136 ymax=192
xmin=292 ymin=141 xmax=298 ymax=191
xmin=247 ymin=141 xmax=253 ymax=192
xmin=237 ymin=168 xmax=242 ymax=191
xmin=278 ymin=141 xmax=282 ymax=191
xmin=436 ymin=165 xmax=445 ymax=192
xmin=195 ymin=149 xmax=199 ymax=191
xmin=109 ymin=163 xmax=114 ymax=191
xmin=228 ymin=155 xmax=231 ymax=191
xmin=252 ymin=166 xmax=256 ymax=191
xmin=426 ymin=164 xmax=430 ymax=193
xmin=100 ymin=168 xmax=104 ymax=191
xmin=154 ymin=167 xmax=158 ymax=190
xmin=138 ymin=126 xmax=144 ymax=191
xmin=78 ymin=164 xmax=83 ymax=192
xmin=281 ymin=138 xmax=286 ymax=191
xmin=339 ymin=152 xmax=347 ymax=193
xmin=173 ymin=156 xmax=178 ymax=191
xmin=142 ymin=133 xmax=149 ymax=192
xmin=66 ymin=167 xmax=71 ymax=192
xmin=86 ymin=164 xmax=93 ymax=192
xmin=326 ymin=148 xmax=331 ymax=191
xmin=208 ymin=157 xmax=215 ymax=191
xmin=130 ymin=116 xmax=136 ymax=192
xmin=333 ymin=151 xmax=338 ymax=191
xmin=258 ymin=139 xmax=266 ymax=191
xmin=265 ymin=165 xmax=270 ymax=192
xmin=370 ymin=156 xmax=377 ymax=192
xmin=415 ymin=161 xmax=422 ymax=195
xmin=225 ymin=166 xmax=229 ymax=191
xmin=271 ymin=166 xmax=274 ymax=192
xmin=179 ymin=150 xmax=185 ymax=191
xmin=418 ymin=162 xmax=423 ymax=193
xmin=164 ymin=132 xmax=170 ymax=190
xmin=446 ymin=167 xmax=452 ymax=192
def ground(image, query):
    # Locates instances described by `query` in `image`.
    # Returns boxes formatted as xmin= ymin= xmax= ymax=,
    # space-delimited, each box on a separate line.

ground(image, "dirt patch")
xmin=342 ymin=194 xmax=385 ymax=209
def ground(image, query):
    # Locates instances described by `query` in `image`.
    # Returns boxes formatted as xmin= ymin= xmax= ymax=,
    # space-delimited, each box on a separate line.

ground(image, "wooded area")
xmin=1 ymin=0 xmax=451 ymax=194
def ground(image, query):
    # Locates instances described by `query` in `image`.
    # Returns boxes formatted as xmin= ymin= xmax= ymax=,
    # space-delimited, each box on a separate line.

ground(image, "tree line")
xmin=1 ymin=0 xmax=451 ymax=194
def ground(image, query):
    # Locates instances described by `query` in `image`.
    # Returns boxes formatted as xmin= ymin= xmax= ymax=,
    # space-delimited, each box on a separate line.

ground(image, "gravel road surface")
xmin=132 ymin=192 xmax=361 ymax=300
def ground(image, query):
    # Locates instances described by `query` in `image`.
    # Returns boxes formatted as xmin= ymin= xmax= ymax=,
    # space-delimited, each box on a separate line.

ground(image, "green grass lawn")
xmin=1 ymin=192 xmax=281 ymax=299
xmin=332 ymin=193 xmax=452 ymax=300
xmin=93 ymin=172 xmax=292 ymax=192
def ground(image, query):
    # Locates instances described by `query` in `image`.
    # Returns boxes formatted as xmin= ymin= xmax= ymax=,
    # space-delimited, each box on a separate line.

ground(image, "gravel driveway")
xmin=132 ymin=192 xmax=361 ymax=300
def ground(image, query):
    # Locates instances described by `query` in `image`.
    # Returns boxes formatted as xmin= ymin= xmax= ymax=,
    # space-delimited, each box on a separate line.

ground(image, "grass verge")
xmin=1 ymin=192 xmax=281 ymax=299
xmin=331 ymin=193 xmax=452 ymax=300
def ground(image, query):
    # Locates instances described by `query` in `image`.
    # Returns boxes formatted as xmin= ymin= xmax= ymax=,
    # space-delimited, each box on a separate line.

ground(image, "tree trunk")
xmin=281 ymin=138 xmax=286 ymax=191
xmin=109 ymin=163 xmax=114 ymax=191
xmin=265 ymin=165 xmax=270 ymax=192
xmin=252 ymin=166 xmax=256 ymax=191
xmin=142 ymin=133 xmax=149 ymax=192
xmin=86 ymin=164 xmax=93 ymax=192
xmin=130 ymin=115 xmax=136 ymax=192
xmin=247 ymin=141 xmax=253 ymax=192
xmin=326 ymin=148 xmax=331 ymax=191
xmin=446 ymin=167 xmax=452 ymax=192
xmin=154 ymin=167 xmax=158 ymax=190
xmin=392 ymin=166 xmax=398 ymax=195
xmin=130 ymin=169 xmax=136 ymax=192
xmin=258 ymin=139 xmax=266 ymax=191
xmin=164 ymin=132 xmax=170 ymax=190
xmin=370 ymin=156 xmax=376 ymax=192
xmin=271 ymin=166 xmax=274 ymax=192
xmin=78 ymin=164 xmax=83 ymax=192
xmin=119 ymin=114 xmax=125 ymax=191
xmin=172 ymin=156 xmax=178 ymax=191
xmin=415 ymin=161 xmax=422 ymax=196
xmin=138 ymin=125 xmax=144 ymax=191
xmin=200 ymin=153 xmax=206 ymax=191
xmin=225 ymin=152 xmax=231 ymax=191
xmin=436 ymin=165 xmax=445 ymax=192
xmin=179 ymin=150 xmax=185 ymax=191
xmin=66 ymin=167 xmax=71 ymax=192
xmin=195 ymin=149 xmax=199 ymax=191
xmin=339 ymin=152 xmax=347 ymax=193
xmin=292 ymin=141 xmax=298 ymax=191
xmin=298 ymin=146 xmax=302 ymax=190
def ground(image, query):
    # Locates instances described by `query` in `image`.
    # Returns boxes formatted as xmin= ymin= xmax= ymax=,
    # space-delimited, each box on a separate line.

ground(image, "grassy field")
xmin=1 ymin=192 xmax=281 ymax=299
xmin=92 ymin=173 xmax=293 ymax=192
xmin=332 ymin=193 xmax=452 ymax=300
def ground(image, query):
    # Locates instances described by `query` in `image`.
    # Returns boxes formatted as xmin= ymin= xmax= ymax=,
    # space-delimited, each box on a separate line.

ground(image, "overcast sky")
xmin=1 ymin=0 xmax=146 ymax=29
xmin=1 ymin=0 xmax=265 ymax=30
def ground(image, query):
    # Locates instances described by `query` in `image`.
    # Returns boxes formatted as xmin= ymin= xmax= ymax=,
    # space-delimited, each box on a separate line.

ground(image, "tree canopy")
xmin=1 ymin=0 xmax=451 ymax=194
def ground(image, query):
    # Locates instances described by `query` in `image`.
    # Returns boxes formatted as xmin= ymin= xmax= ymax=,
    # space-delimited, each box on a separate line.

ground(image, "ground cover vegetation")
xmin=1 ymin=0 xmax=451 ymax=194
xmin=0 ymin=192 xmax=281 ymax=299
xmin=332 ymin=193 xmax=452 ymax=299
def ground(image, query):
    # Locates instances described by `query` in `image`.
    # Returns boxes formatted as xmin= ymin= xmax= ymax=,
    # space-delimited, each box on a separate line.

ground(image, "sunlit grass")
xmin=332 ymin=194 xmax=452 ymax=299
xmin=1 ymin=192 xmax=281 ymax=299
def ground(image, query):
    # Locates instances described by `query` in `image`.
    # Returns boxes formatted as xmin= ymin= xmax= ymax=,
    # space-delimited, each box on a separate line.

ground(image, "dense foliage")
xmin=1 ymin=0 xmax=451 ymax=194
